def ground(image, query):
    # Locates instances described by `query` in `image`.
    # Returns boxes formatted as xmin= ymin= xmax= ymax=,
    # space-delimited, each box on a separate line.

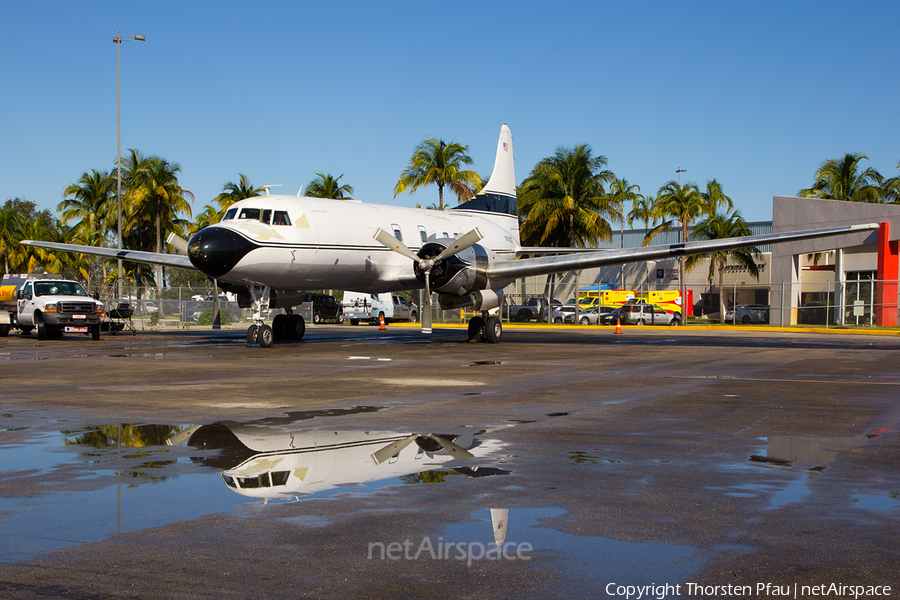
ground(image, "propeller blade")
xmin=166 ymin=232 xmax=189 ymax=254
xmin=427 ymin=434 xmax=474 ymax=459
xmin=165 ymin=424 xmax=202 ymax=446
xmin=373 ymin=228 xmax=419 ymax=261
xmin=421 ymin=271 xmax=432 ymax=334
xmin=434 ymin=228 xmax=483 ymax=263
xmin=371 ymin=434 xmax=419 ymax=465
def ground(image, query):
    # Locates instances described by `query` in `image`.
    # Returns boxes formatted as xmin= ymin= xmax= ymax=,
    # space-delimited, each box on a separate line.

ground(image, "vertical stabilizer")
xmin=455 ymin=124 xmax=517 ymax=218
xmin=480 ymin=124 xmax=515 ymax=198
xmin=490 ymin=508 xmax=509 ymax=545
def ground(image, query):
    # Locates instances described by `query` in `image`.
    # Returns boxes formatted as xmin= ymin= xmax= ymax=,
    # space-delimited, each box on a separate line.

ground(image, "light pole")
xmin=114 ymin=32 xmax=145 ymax=300
xmin=676 ymin=167 xmax=686 ymax=186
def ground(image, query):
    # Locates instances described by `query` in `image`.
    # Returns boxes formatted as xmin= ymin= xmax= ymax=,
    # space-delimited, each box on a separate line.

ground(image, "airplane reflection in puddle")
xmin=169 ymin=424 xmax=508 ymax=499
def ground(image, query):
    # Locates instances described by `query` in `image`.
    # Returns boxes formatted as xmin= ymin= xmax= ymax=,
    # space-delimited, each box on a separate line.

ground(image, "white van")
xmin=342 ymin=292 xmax=418 ymax=325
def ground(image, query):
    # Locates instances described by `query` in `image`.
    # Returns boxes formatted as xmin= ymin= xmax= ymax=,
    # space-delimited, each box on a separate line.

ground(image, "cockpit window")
xmin=262 ymin=209 xmax=272 ymax=224
xmin=273 ymin=210 xmax=291 ymax=226
xmin=238 ymin=208 xmax=261 ymax=220
xmin=222 ymin=208 xmax=238 ymax=221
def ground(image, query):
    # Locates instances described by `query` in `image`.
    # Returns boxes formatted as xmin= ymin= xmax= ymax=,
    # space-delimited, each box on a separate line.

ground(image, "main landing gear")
xmin=467 ymin=311 xmax=502 ymax=344
xmin=244 ymin=285 xmax=306 ymax=348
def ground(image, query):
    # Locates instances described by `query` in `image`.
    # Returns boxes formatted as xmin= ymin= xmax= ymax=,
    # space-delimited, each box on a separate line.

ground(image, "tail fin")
xmin=455 ymin=124 xmax=517 ymax=217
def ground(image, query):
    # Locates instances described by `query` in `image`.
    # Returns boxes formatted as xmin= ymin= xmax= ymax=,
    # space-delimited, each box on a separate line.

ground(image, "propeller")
xmin=166 ymin=232 xmax=189 ymax=254
xmin=371 ymin=434 xmax=419 ymax=465
xmin=370 ymin=433 xmax=475 ymax=464
xmin=374 ymin=227 xmax=483 ymax=334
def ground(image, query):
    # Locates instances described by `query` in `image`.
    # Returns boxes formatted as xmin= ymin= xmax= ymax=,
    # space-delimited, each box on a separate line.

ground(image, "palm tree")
xmin=125 ymin=155 xmax=193 ymax=295
xmin=518 ymin=144 xmax=617 ymax=248
xmin=519 ymin=144 xmax=617 ymax=319
xmin=647 ymin=181 xmax=707 ymax=307
xmin=799 ymin=152 xmax=883 ymax=202
xmin=59 ymin=170 xmax=116 ymax=287
xmin=0 ymin=205 xmax=25 ymax=273
xmin=628 ymin=193 xmax=655 ymax=232
xmin=213 ymin=174 xmax=265 ymax=219
xmin=701 ymin=178 xmax=734 ymax=215
xmin=686 ymin=211 xmax=760 ymax=323
xmin=882 ymin=161 xmax=900 ymax=203
xmin=306 ymin=172 xmax=353 ymax=199
xmin=394 ymin=138 xmax=481 ymax=210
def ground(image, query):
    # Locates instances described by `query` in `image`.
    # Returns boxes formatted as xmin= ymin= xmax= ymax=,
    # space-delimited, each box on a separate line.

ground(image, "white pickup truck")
xmin=0 ymin=274 xmax=104 ymax=340
xmin=342 ymin=292 xmax=418 ymax=325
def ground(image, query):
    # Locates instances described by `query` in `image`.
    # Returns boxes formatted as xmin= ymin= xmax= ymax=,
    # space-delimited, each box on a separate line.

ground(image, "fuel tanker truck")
xmin=0 ymin=274 xmax=104 ymax=340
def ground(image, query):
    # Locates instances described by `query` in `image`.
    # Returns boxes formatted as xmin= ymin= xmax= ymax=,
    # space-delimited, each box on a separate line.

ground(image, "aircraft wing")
xmin=20 ymin=240 xmax=196 ymax=270
xmin=489 ymin=223 xmax=879 ymax=280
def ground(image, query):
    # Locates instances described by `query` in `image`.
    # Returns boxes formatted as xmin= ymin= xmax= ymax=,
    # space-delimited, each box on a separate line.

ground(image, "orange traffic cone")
xmin=614 ymin=317 xmax=623 ymax=335
xmin=379 ymin=313 xmax=386 ymax=330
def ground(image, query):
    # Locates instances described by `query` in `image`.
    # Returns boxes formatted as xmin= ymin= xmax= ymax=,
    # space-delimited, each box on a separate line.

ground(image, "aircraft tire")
xmin=485 ymin=316 xmax=502 ymax=344
xmin=0 ymin=324 xmax=9 ymax=337
xmin=467 ymin=316 xmax=484 ymax=342
xmin=246 ymin=324 xmax=258 ymax=345
xmin=36 ymin=314 xmax=47 ymax=341
xmin=272 ymin=314 xmax=288 ymax=340
xmin=257 ymin=324 xmax=274 ymax=348
xmin=288 ymin=314 xmax=305 ymax=340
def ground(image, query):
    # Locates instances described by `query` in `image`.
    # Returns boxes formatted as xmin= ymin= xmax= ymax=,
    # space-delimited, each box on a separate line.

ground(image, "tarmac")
xmin=0 ymin=324 xmax=898 ymax=599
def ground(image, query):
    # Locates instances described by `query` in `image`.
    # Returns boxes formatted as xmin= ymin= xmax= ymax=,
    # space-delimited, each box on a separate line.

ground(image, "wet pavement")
xmin=0 ymin=325 xmax=898 ymax=599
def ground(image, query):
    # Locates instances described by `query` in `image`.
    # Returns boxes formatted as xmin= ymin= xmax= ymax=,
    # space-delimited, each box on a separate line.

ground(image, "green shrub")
xmin=198 ymin=308 xmax=231 ymax=326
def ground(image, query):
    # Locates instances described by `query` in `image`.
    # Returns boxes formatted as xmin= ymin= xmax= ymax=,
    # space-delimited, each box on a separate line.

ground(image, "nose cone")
xmin=188 ymin=227 xmax=259 ymax=278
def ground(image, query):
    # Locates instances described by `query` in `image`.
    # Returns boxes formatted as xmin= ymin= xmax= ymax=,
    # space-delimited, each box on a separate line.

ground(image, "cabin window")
xmin=391 ymin=223 xmax=402 ymax=242
xmin=262 ymin=209 xmax=272 ymax=224
xmin=418 ymin=226 xmax=427 ymax=243
xmin=270 ymin=471 xmax=290 ymax=486
xmin=222 ymin=208 xmax=238 ymax=221
xmin=238 ymin=208 xmax=261 ymax=220
xmin=273 ymin=210 xmax=291 ymax=226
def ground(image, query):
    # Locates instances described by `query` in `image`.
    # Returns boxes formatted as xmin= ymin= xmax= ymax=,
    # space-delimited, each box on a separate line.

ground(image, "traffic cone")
xmin=614 ymin=317 xmax=623 ymax=335
xmin=379 ymin=313 xmax=386 ymax=330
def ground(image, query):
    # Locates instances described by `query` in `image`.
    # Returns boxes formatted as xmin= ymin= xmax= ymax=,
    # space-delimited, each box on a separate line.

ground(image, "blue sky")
xmin=2 ymin=1 xmax=898 ymax=225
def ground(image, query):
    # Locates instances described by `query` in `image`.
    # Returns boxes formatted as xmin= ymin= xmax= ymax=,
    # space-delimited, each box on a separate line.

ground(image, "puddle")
xmin=467 ymin=360 xmax=503 ymax=366
xmin=0 ymin=418 xmax=507 ymax=564
xmin=443 ymin=508 xmax=704 ymax=593
xmin=749 ymin=433 xmax=879 ymax=471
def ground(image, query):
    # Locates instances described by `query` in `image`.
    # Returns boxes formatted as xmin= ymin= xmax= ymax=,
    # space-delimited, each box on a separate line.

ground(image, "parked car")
xmin=724 ymin=304 xmax=770 ymax=324
xmin=565 ymin=306 xmax=618 ymax=325
xmin=799 ymin=301 xmax=831 ymax=325
xmin=601 ymin=302 xmax=680 ymax=326
xmin=303 ymin=293 xmax=343 ymax=324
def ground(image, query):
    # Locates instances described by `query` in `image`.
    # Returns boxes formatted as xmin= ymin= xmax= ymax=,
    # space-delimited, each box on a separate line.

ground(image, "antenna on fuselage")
xmin=297 ymin=186 xmax=303 ymax=196
xmin=261 ymin=184 xmax=282 ymax=196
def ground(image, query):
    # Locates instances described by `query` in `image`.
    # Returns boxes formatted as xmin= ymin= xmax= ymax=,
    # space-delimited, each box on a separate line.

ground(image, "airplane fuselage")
xmin=196 ymin=195 xmax=520 ymax=294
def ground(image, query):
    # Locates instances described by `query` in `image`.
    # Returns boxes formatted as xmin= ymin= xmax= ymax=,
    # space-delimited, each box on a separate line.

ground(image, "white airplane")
xmin=24 ymin=124 xmax=879 ymax=347
xmin=168 ymin=423 xmax=505 ymax=500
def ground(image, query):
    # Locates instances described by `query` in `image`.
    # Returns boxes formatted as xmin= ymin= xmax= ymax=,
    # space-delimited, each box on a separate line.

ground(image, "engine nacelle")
xmin=414 ymin=240 xmax=490 ymax=296
xmin=438 ymin=289 xmax=504 ymax=312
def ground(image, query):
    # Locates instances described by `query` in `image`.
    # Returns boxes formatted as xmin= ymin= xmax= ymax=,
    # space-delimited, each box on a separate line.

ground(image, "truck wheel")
xmin=0 ymin=324 xmax=8 ymax=337
xmin=516 ymin=309 xmax=530 ymax=322
xmin=410 ymin=312 xmax=417 ymax=323
xmin=670 ymin=317 xmax=681 ymax=326
xmin=580 ymin=317 xmax=590 ymax=326
xmin=313 ymin=312 xmax=321 ymax=324
xmin=36 ymin=314 xmax=47 ymax=341
xmin=91 ymin=324 xmax=101 ymax=340
xmin=350 ymin=319 xmax=359 ymax=326
xmin=742 ymin=315 xmax=751 ymax=325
